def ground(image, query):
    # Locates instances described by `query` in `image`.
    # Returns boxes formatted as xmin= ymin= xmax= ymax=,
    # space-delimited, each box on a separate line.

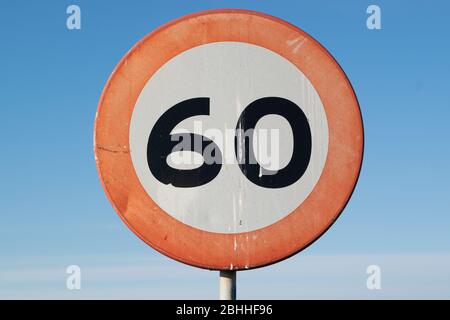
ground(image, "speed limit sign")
xmin=94 ymin=9 xmax=363 ymax=270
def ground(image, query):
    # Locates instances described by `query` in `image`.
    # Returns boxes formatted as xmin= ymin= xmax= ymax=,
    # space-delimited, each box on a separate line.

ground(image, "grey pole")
xmin=219 ymin=270 xmax=236 ymax=300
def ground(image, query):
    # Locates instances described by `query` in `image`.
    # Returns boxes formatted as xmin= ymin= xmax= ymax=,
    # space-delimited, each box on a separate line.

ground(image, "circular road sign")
xmin=94 ymin=9 xmax=364 ymax=270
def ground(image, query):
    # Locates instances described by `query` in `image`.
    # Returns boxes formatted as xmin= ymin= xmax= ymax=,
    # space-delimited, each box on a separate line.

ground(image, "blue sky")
xmin=0 ymin=0 xmax=449 ymax=299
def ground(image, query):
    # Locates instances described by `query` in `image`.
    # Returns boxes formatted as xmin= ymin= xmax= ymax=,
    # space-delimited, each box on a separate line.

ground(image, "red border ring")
xmin=94 ymin=9 xmax=364 ymax=270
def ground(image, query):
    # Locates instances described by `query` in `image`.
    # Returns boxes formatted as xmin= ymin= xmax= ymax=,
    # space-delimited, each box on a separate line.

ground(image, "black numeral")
xmin=235 ymin=97 xmax=311 ymax=188
xmin=147 ymin=97 xmax=311 ymax=189
xmin=147 ymin=98 xmax=222 ymax=188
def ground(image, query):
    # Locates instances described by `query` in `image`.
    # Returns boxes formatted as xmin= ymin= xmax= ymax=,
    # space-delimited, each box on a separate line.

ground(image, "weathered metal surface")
xmin=94 ymin=9 xmax=364 ymax=271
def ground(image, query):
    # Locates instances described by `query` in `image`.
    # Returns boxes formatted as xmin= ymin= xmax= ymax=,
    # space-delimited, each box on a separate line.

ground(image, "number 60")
xmin=147 ymin=97 xmax=312 ymax=189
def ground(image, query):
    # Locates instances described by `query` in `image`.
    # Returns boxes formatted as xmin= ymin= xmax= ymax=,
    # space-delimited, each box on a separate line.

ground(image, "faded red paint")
xmin=94 ymin=9 xmax=364 ymax=270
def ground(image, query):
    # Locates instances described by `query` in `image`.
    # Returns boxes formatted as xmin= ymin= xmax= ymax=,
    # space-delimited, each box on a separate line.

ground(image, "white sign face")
xmin=130 ymin=42 xmax=328 ymax=233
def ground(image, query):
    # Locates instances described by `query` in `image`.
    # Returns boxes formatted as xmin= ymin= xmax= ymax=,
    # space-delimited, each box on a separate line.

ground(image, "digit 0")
xmin=235 ymin=97 xmax=311 ymax=188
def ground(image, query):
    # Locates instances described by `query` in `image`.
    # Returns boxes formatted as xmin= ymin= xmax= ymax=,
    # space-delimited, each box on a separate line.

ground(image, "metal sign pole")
xmin=219 ymin=270 xmax=236 ymax=300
